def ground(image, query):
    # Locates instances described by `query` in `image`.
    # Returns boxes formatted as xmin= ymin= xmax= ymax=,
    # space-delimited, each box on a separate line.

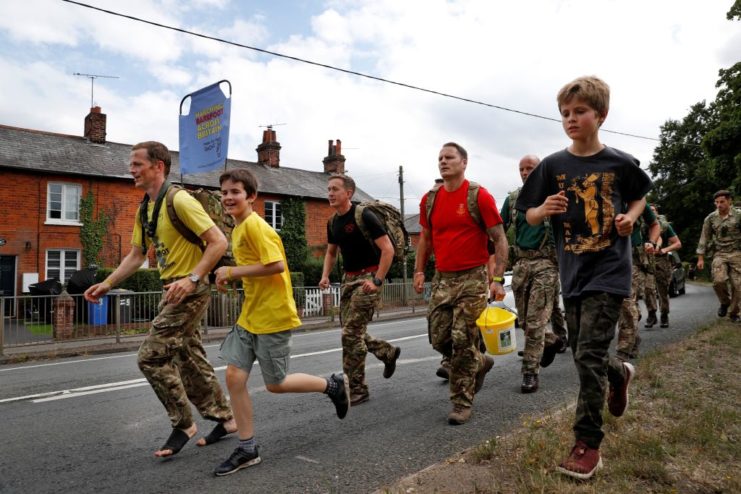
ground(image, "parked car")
xmin=668 ymin=251 xmax=686 ymax=297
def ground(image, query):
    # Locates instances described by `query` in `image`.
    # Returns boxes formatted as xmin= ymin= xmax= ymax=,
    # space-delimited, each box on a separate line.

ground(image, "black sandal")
xmin=198 ymin=422 xmax=231 ymax=446
xmin=159 ymin=428 xmax=191 ymax=456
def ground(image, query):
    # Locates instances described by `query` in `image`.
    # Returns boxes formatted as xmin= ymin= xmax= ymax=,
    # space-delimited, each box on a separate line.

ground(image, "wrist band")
xmin=102 ymin=279 xmax=113 ymax=288
xmin=490 ymin=276 xmax=504 ymax=283
xmin=227 ymin=267 xmax=233 ymax=281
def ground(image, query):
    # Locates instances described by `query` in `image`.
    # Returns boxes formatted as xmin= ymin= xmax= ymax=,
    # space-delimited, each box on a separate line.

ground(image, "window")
xmin=46 ymin=250 xmax=80 ymax=283
xmin=264 ymin=201 xmax=283 ymax=230
xmin=47 ymin=183 xmax=81 ymax=223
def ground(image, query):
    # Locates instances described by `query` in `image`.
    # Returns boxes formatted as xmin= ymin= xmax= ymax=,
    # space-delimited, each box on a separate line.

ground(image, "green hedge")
xmin=95 ymin=268 xmax=162 ymax=292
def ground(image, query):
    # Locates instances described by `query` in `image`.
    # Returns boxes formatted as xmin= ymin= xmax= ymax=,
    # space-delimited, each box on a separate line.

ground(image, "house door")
xmin=0 ymin=255 xmax=16 ymax=316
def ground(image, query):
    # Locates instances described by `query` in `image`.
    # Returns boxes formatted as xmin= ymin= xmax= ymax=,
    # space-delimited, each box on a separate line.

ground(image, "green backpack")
xmin=139 ymin=184 xmax=236 ymax=281
xmin=333 ymin=200 xmax=410 ymax=265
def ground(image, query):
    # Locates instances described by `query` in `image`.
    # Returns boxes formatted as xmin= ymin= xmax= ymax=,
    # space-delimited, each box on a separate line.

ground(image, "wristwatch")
xmin=188 ymin=272 xmax=201 ymax=284
xmin=372 ymin=277 xmax=383 ymax=287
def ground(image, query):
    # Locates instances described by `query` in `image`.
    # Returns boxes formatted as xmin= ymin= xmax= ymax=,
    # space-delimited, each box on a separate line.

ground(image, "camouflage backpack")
xmin=139 ymin=183 xmax=236 ymax=282
xmin=335 ymin=200 xmax=410 ymax=264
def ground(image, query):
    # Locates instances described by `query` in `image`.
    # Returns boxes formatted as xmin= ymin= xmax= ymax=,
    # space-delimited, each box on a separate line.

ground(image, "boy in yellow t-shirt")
xmin=211 ymin=168 xmax=349 ymax=477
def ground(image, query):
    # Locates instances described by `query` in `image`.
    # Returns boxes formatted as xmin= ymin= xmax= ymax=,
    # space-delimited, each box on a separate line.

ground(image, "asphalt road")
xmin=0 ymin=283 xmax=718 ymax=494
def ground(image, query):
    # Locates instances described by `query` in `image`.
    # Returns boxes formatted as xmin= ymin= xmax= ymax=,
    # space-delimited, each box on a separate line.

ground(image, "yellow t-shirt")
xmin=131 ymin=189 xmax=215 ymax=280
xmin=234 ymin=212 xmax=301 ymax=334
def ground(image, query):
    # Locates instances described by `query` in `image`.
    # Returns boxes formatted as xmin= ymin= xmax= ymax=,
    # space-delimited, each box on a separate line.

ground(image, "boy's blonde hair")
xmin=557 ymin=76 xmax=610 ymax=117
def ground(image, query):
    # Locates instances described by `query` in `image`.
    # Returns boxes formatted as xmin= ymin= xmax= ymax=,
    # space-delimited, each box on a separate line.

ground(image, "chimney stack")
xmin=256 ymin=127 xmax=281 ymax=167
xmin=84 ymin=106 xmax=107 ymax=144
xmin=323 ymin=139 xmax=346 ymax=175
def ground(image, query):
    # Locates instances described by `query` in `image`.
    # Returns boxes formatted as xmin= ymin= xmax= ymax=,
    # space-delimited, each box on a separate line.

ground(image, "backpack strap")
xmin=138 ymin=181 xmax=174 ymax=255
xmin=139 ymin=194 xmax=150 ymax=255
xmin=466 ymin=181 xmax=485 ymax=231
xmin=354 ymin=204 xmax=372 ymax=243
xmin=165 ymin=186 xmax=204 ymax=251
xmin=507 ymin=188 xmax=520 ymax=229
xmin=424 ymin=184 xmax=442 ymax=228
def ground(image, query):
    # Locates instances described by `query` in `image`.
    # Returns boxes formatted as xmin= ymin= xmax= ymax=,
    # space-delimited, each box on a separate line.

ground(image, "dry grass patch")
xmin=380 ymin=320 xmax=740 ymax=494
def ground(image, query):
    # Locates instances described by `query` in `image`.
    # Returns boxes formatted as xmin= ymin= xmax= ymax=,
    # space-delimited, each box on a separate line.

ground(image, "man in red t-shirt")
xmin=413 ymin=142 xmax=509 ymax=425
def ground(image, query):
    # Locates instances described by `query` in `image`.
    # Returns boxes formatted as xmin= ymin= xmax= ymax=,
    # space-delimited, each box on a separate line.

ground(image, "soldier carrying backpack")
xmin=319 ymin=174 xmax=402 ymax=407
xmin=413 ymin=142 xmax=509 ymax=425
xmin=84 ymin=140 xmax=236 ymax=458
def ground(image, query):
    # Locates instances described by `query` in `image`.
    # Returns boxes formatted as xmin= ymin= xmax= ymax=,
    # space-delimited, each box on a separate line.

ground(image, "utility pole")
xmin=399 ymin=165 xmax=408 ymax=304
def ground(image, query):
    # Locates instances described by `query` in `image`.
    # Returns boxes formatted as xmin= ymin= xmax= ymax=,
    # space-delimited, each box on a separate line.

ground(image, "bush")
xmin=387 ymin=250 xmax=435 ymax=280
xmin=95 ymin=268 xmax=162 ymax=292
xmin=302 ymin=255 xmax=326 ymax=286
xmin=290 ymin=272 xmax=305 ymax=287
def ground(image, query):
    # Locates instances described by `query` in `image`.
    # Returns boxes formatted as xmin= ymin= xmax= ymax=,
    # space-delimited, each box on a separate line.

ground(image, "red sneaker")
xmin=556 ymin=441 xmax=603 ymax=479
xmin=608 ymin=361 xmax=635 ymax=417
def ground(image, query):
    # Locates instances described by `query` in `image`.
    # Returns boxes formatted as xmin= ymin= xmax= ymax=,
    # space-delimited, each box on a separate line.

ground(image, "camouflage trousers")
xmin=648 ymin=255 xmax=672 ymax=314
xmin=564 ymin=292 xmax=628 ymax=449
xmin=617 ymin=264 xmax=646 ymax=360
xmin=428 ymin=266 xmax=488 ymax=408
xmin=711 ymin=251 xmax=741 ymax=317
xmin=340 ymin=274 xmax=397 ymax=397
xmin=551 ymin=282 xmax=568 ymax=341
xmin=137 ymin=281 xmax=232 ymax=429
xmin=512 ymin=256 xmax=561 ymax=375
xmin=639 ymin=271 xmax=657 ymax=314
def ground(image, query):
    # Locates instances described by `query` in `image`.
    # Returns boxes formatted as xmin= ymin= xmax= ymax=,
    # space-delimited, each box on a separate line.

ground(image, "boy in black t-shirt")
xmin=516 ymin=76 xmax=652 ymax=480
xmin=319 ymin=175 xmax=401 ymax=406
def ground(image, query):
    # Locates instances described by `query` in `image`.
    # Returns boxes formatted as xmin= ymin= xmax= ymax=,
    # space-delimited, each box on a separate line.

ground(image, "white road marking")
xmin=295 ymin=455 xmax=320 ymax=464
xmin=0 ymin=319 xmax=426 ymax=373
xmin=2 ymin=335 xmax=429 ymax=404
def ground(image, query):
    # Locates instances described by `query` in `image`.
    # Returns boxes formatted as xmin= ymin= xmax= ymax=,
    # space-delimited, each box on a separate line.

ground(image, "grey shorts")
xmin=219 ymin=325 xmax=292 ymax=385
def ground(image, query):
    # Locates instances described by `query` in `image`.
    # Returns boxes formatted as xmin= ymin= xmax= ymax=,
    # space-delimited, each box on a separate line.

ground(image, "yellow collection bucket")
xmin=476 ymin=306 xmax=517 ymax=355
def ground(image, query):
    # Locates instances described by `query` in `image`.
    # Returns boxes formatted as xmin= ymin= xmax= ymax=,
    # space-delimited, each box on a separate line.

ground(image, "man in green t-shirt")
xmin=500 ymin=154 xmax=568 ymax=393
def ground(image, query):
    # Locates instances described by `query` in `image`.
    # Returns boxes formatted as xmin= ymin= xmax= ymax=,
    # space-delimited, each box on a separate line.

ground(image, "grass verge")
xmin=381 ymin=319 xmax=740 ymax=493
xmin=26 ymin=323 xmax=53 ymax=336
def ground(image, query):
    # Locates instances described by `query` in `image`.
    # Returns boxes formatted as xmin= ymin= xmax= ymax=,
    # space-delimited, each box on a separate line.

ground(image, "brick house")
xmin=0 ymin=107 xmax=372 ymax=308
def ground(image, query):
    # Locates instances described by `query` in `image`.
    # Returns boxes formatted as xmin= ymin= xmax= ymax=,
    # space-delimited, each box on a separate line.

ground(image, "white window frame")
xmin=45 ymin=249 xmax=80 ymax=284
xmin=264 ymin=200 xmax=283 ymax=231
xmin=46 ymin=182 xmax=82 ymax=225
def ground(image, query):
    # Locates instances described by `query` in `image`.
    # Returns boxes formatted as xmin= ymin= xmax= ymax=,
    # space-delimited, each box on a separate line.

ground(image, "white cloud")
xmin=0 ymin=0 xmax=737 ymax=208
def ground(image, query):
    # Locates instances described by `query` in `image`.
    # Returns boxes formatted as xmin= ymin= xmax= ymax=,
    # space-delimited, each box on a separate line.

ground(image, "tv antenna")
xmin=258 ymin=123 xmax=287 ymax=130
xmin=73 ymin=72 xmax=119 ymax=108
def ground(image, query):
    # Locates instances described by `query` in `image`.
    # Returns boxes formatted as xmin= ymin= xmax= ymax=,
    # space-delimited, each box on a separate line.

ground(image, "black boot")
xmin=644 ymin=311 xmax=657 ymax=328
xmin=660 ymin=312 xmax=669 ymax=328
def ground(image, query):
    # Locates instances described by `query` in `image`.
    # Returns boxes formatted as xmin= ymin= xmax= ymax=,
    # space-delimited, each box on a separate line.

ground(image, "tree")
xmin=728 ymin=0 xmax=741 ymax=20
xmin=702 ymin=61 xmax=741 ymax=193
xmin=648 ymin=4 xmax=740 ymax=260
xmin=278 ymin=197 xmax=308 ymax=273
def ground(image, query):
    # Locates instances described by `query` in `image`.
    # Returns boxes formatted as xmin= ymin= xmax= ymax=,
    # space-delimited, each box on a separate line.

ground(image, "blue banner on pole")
xmin=178 ymin=80 xmax=232 ymax=174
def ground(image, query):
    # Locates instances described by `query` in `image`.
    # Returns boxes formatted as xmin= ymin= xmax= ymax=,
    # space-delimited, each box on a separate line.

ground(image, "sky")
xmin=0 ymin=0 xmax=738 ymax=210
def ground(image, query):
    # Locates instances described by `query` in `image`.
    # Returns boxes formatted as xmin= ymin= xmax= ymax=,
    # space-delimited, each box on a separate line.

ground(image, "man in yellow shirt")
xmin=84 ymin=141 xmax=235 ymax=458
xmin=212 ymin=169 xmax=349 ymax=477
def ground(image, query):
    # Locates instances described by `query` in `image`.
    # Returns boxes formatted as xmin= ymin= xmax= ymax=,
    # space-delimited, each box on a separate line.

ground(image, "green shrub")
xmin=290 ymin=272 xmax=305 ymax=287
xmin=302 ymin=255 xmax=326 ymax=286
xmin=95 ymin=268 xmax=162 ymax=292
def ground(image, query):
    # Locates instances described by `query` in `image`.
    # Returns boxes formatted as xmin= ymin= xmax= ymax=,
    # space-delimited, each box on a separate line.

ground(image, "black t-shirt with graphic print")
xmin=327 ymin=204 xmax=387 ymax=273
xmin=515 ymin=146 xmax=652 ymax=299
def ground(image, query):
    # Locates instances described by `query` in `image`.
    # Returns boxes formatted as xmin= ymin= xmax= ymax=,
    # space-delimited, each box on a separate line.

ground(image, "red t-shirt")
xmin=419 ymin=180 xmax=503 ymax=272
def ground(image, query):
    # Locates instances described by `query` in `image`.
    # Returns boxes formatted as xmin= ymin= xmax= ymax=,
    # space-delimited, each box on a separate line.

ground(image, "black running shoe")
xmin=327 ymin=373 xmax=349 ymax=419
xmin=214 ymin=447 xmax=262 ymax=477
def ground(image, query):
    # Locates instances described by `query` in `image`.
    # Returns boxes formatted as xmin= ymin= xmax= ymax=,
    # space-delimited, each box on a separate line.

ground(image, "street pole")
xmin=399 ymin=165 xmax=408 ymax=305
